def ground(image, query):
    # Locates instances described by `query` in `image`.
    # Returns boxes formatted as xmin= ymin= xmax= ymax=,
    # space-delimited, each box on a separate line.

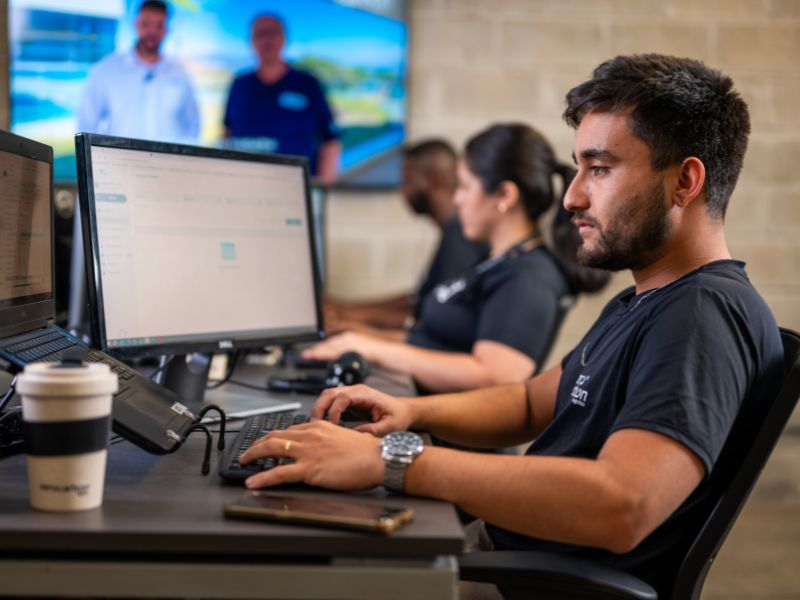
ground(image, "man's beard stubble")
xmin=575 ymin=179 xmax=672 ymax=272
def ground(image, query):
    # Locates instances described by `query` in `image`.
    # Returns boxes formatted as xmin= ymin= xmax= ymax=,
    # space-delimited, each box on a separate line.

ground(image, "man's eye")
xmin=589 ymin=166 xmax=609 ymax=176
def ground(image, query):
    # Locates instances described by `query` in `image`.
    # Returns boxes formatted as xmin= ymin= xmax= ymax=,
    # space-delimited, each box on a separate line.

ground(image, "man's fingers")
xmin=245 ymin=463 xmax=306 ymax=489
xmin=240 ymin=434 xmax=301 ymax=464
xmin=327 ymin=394 xmax=354 ymax=423
xmin=311 ymin=388 xmax=339 ymax=419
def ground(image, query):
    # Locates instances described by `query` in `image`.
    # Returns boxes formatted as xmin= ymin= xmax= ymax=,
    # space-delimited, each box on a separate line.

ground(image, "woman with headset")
xmin=304 ymin=123 xmax=608 ymax=394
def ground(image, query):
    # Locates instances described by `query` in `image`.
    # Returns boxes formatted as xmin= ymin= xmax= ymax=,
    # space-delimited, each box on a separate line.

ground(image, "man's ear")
xmin=673 ymin=157 xmax=705 ymax=208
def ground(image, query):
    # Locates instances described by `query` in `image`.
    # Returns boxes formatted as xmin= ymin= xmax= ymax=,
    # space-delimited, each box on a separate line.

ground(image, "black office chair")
xmin=459 ymin=327 xmax=800 ymax=600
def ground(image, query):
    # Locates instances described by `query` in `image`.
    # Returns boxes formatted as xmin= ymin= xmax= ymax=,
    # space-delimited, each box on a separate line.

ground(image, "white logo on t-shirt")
xmin=570 ymin=374 xmax=590 ymax=407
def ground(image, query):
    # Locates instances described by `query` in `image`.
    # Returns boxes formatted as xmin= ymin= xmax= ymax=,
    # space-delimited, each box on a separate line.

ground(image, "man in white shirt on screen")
xmin=77 ymin=0 xmax=199 ymax=143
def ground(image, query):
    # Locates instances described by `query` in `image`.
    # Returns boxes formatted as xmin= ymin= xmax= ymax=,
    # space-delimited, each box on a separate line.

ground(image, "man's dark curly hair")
xmin=564 ymin=54 xmax=750 ymax=220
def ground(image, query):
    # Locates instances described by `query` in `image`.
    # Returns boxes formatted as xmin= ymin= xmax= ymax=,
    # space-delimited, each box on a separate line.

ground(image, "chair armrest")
xmin=459 ymin=551 xmax=658 ymax=600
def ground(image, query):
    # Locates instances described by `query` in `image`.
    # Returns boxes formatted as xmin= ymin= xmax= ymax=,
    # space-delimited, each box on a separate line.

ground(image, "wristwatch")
xmin=381 ymin=431 xmax=425 ymax=493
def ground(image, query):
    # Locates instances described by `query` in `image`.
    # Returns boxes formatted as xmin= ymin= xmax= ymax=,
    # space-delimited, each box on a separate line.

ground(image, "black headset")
xmin=267 ymin=352 xmax=370 ymax=395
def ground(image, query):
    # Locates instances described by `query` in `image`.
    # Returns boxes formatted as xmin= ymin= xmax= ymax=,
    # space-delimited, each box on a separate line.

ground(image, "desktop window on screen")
xmin=89 ymin=146 xmax=318 ymax=348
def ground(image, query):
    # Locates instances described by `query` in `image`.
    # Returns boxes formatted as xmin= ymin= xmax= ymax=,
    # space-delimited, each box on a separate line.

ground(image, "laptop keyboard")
xmin=219 ymin=411 xmax=309 ymax=481
xmin=3 ymin=330 xmax=78 ymax=363
xmin=1 ymin=329 xmax=137 ymax=396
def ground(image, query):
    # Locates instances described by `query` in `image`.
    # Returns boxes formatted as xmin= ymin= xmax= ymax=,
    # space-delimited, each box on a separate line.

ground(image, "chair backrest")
xmin=670 ymin=327 xmax=800 ymax=600
xmin=534 ymin=295 xmax=575 ymax=374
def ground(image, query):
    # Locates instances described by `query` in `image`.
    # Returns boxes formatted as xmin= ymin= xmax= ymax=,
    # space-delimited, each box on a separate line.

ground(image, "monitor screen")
xmin=76 ymin=134 xmax=323 ymax=356
xmin=0 ymin=145 xmax=52 ymax=309
xmin=10 ymin=0 xmax=408 ymax=186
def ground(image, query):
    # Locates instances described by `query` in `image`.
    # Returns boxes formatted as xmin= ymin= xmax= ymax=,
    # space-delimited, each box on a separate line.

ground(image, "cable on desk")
xmin=206 ymin=350 xmax=241 ymax=390
xmin=184 ymin=423 xmax=213 ymax=475
xmin=148 ymin=354 xmax=175 ymax=381
xmin=0 ymin=375 xmax=17 ymax=414
xmin=219 ymin=379 xmax=271 ymax=392
xmin=197 ymin=404 xmax=226 ymax=450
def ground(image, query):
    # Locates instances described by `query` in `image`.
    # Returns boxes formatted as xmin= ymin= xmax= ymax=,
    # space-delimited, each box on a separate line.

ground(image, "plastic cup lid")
xmin=16 ymin=362 xmax=119 ymax=397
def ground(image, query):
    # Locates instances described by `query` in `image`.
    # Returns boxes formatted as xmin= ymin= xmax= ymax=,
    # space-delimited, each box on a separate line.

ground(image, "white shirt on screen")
xmin=77 ymin=49 xmax=200 ymax=143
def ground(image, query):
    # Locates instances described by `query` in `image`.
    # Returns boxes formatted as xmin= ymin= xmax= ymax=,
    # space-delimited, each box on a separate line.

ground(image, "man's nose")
xmin=563 ymin=171 xmax=588 ymax=213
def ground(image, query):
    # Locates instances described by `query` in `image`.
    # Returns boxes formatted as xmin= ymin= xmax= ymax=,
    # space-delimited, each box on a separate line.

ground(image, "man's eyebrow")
xmin=571 ymin=148 xmax=619 ymax=164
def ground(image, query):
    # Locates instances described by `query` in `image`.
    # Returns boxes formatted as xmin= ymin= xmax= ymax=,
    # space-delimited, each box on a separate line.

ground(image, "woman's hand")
xmin=240 ymin=420 xmax=385 ymax=491
xmin=302 ymin=331 xmax=385 ymax=363
xmin=311 ymin=384 xmax=415 ymax=436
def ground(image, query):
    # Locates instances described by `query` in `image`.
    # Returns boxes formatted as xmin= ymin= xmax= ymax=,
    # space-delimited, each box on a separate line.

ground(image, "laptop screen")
xmin=0 ymin=147 xmax=53 ymax=311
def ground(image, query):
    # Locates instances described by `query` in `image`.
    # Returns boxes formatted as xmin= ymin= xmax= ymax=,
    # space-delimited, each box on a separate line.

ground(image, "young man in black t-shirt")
xmin=239 ymin=55 xmax=785 ymax=597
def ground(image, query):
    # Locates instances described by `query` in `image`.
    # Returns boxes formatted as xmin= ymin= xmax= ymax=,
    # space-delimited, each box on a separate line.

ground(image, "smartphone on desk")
xmin=224 ymin=491 xmax=414 ymax=535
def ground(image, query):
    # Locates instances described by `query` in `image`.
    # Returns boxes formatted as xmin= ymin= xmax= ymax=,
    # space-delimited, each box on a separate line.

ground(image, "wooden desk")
xmin=0 ymin=367 xmax=463 ymax=599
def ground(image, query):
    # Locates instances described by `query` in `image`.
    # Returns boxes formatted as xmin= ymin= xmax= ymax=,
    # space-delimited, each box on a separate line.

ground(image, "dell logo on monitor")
xmin=219 ymin=340 xmax=234 ymax=350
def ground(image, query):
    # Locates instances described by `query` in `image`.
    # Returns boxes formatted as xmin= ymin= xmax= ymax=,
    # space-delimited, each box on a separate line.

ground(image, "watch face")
xmin=384 ymin=431 xmax=424 ymax=457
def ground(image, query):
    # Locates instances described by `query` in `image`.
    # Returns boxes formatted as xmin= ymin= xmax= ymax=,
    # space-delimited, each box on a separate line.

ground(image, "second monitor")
xmin=75 ymin=134 xmax=325 ymax=410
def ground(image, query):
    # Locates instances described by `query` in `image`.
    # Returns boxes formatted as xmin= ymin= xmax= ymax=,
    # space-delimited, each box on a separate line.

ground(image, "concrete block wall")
xmin=329 ymin=0 xmax=800 ymax=371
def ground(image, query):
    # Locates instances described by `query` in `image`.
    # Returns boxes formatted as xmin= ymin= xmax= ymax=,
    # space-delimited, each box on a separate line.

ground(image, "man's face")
xmin=135 ymin=8 xmax=167 ymax=54
xmin=252 ymin=16 xmax=285 ymax=64
xmin=564 ymin=111 xmax=673 ymax=272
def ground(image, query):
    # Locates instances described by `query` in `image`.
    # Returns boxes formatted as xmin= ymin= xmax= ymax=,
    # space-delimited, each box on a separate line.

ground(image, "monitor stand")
xmin=160 ymin=353 xmax=212 ymax=408
xmin=159 ymin=353 xmax=300 ymax=422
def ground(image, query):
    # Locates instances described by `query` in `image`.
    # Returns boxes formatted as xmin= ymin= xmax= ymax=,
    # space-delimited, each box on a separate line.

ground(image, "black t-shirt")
xmin=486 ymin=260 xmax=784 ymax=595
xmin=414 ymin=217 xmax=488 ymax=316
xmin=407 ymin=245 xmax=571 ymax=369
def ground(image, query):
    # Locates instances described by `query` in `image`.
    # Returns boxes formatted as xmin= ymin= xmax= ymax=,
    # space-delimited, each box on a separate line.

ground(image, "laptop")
xmin=0 ymin=130 xmax=197 ymax=454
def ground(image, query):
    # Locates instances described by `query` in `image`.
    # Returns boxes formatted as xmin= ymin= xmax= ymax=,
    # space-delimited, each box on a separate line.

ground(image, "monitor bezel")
xmin=0 ymin=130 xmax=56 ymax=340
xmin=75 ymin=133 xmax=325 ymax=358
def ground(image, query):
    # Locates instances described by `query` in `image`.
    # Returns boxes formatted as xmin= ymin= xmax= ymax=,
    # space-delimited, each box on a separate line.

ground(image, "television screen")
xmin=9 ymin=0 xmax=407 ymax=186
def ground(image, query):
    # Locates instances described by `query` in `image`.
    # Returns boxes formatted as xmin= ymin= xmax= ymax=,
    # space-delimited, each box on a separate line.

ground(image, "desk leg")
xmin=0 ymin=555 xmax=458 ymax=599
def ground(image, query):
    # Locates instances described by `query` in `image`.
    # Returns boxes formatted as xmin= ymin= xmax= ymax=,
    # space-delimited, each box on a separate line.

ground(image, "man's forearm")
xmin=316 ymin=140 xmax=341 ymax=184
xmin=406 ymin=447 xmax=639 ymax=553
xmin=407 ymin=383 xmax=534 ymax=447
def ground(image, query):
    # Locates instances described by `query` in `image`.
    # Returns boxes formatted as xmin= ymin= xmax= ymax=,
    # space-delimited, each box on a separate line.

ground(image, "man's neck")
xmin=631 ymin=224 xmax=731 ymax=293
xmin=135 ymin=43 xmax=160 ymax=65
xmin=429 ymin=195 xmax=456 ymax=231
xmin=257 ymin=60 xmax=289 ymax=84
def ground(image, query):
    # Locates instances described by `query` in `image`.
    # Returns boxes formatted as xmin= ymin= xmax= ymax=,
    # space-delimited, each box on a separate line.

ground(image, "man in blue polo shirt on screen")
xmin=223 ymin=14 xmax=341 ymax=184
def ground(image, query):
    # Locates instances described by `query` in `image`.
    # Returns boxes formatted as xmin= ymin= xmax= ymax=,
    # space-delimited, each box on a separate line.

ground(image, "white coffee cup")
xmin=17 ymin=362 xmax=118 ymax=511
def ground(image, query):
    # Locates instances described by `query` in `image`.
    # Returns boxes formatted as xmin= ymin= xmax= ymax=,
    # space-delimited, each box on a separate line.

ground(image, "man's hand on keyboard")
xmin=311 ymin=384 xmax=413 ymax=436
xmin=240 ymin=420 xmax=384 ymax=491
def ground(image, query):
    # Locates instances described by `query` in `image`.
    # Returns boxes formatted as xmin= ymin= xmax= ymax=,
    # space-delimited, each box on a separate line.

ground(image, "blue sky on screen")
xmin=115 ymin=0 xmax=406 ymax=73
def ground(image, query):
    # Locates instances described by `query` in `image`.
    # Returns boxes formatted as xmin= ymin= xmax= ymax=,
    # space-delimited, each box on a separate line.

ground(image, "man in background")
xmin=224 ymin=14 xmax=340 ymax=184
xmin=326 ymin=139 xmax=488 ymax=338
xmin=77 ymin=0 xmax=199 ymax=142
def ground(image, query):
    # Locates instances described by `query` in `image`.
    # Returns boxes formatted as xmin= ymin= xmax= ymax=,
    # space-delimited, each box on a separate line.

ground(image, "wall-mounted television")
xmin=9 ymin=0 xmax=408 ymax=186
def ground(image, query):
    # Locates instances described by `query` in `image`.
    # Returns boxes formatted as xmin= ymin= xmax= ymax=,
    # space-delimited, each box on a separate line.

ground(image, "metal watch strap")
xmin=384 ymin=459 xmax=407 ymax=493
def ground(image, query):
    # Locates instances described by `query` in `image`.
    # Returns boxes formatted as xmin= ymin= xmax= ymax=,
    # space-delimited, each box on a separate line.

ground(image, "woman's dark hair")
xmin=464 ymin=123 xmax=610 ymax=294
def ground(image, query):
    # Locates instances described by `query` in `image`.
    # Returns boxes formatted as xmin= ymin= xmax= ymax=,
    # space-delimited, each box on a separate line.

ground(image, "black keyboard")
xmin=219 ymin=411 xmax=309 ymax=481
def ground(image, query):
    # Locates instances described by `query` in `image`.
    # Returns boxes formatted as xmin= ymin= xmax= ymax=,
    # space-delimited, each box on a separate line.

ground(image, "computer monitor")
xmin=75 ymin=133 xmax=324 ymax=404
